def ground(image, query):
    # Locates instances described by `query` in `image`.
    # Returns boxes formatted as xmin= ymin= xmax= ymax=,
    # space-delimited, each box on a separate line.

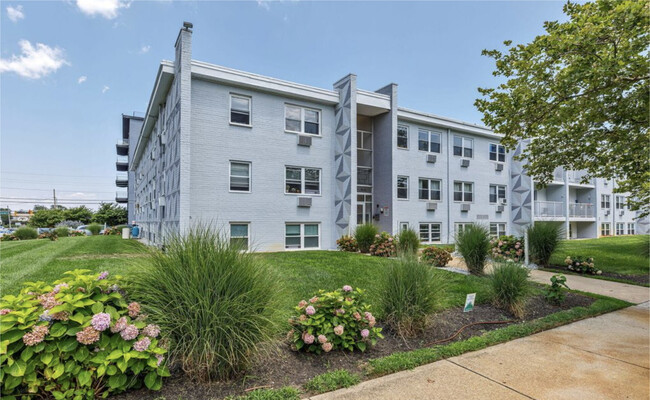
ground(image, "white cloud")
xmin=138 ymin=45 xmax=150 ymax=54
xmin=78 ymin=75 xmax=87 ymax=84
xmin=102 ymin=85 xmax=110 ymax=93
xmin=76 ymin=0 xmax=130 ymax=19
xmin=257 ymin=0 xmax=271 ymax=11
xmin=68 ymin=192 xmax=97 ymax=199
xmin=0 ymin=40 xmax=68 ymax=79
xmin=7 ymin=5 xmax=24 ymax=22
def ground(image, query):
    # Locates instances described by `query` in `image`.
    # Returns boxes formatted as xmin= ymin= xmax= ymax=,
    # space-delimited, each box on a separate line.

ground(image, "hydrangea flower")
xmin=133 ymin=337 xmax=151 ymax=352
xmin=111 ymin=316 xmax=128 ymax=333
xmin=352 ymin=312 xmax=361 ymax=321
xmin=91 ymin=313 xmax=111 ymax=331
xmin=322 ymin=342 xmax=333 ymax=352
xmin=335 ymin=308 xmax=345 ymax=315
xmin=142 ymin=324 xmax=160 ymax=338
xmin=318 ymin=334 xmax=328 ymax=344
xmin=52 ymin=311 xmax=70 ymax=321
xmin=302 ymin=332 xmax=315 ymax=344
xmin=76 ymin=326 xmax=100 ymax=345
xmin=305 ymin=306 xmax=316 ymax=315
xmin=97 ymin=271 xmax=109 ymax=280
xmin=52 ymin=283 xmax=69 ymax=294
xmin=155 ymin=354 xmax=165 ymax=367
xmin=360 ymin=329 xmax=370 ymax=338
xmin=120 ymin=324 xmax=139 ymax=341
xmin=127 ymin=302 xmax=141 ymax=318
xmin=299 ymin=314 xmax=307 ymax=321
xmin=334 ymin=325 xmax=344 ymax=336
xmin=38 ymin=292 xmax=61 ymax=310
xmin=23 ymin=325 xmax=49 ymax=346
xmin=309 ymin=296 xmax=319 ymax=303
xmin=298 ymin=300 xmax=308 ymax=308
xmin=0 ymin=309 xmax=11 ymax=315
xmin=342 ymin=285 xmax=352 ymax=292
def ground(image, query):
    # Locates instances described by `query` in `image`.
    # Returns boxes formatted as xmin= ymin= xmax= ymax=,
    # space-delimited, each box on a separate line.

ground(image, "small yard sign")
xmin=463 ymin=293 xmax=476 ymax=312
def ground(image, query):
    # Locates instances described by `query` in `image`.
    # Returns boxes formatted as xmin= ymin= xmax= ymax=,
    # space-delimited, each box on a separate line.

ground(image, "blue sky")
xmin=0 ymin=0 xmax=568 ymax=211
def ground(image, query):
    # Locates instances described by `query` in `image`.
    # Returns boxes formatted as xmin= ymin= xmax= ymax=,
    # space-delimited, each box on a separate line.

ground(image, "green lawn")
xmin=549 ymin=235 xmax=649 ymax=276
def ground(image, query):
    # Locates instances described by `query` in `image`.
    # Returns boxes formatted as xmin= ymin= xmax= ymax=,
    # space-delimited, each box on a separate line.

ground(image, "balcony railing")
xmin=116 ymin=173 xmax=128 ymax=187
xmin=115 ymin=191 xmax=128 ymax=203
xmin=569 ymin=203 xmax=594 ymax=218
xmin=553 ymin=167 xmax=564 ymax=182
xmin=534 ymin=201 xmax=564 ymax=218
xmin=566 ymin=171 xmax=594 ymax=186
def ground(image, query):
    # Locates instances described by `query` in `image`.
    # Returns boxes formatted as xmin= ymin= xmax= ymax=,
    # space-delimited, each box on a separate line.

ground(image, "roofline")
xmin=397 ymin=107 xmax=499 ymax=138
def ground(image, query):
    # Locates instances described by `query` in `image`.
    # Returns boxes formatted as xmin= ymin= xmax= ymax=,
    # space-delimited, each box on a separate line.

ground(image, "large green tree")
xmin=476 ymin=0 xmax=649 ymax=216
xmin=92 ymin=203 xmax=127 ymax=226
xmin=63 ymin=206 xmax=93 ymax=224
xmin=29 ymin=209 xmax=65 ymax=228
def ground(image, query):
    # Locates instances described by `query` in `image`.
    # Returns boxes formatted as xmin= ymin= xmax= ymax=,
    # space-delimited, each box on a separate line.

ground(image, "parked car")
xmin=75 ymin=225 xmax=92 ymax=236
xmin=37 ymin=228 xmax=52 ymax=235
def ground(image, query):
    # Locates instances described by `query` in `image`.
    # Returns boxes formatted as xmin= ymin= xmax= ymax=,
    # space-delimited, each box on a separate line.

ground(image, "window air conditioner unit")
xmin=427 ymin=154 xmax=437 ymax=164
xmin=499 ymin=198 xmax=508 ymax=205
xmin=605 ymin=210 xmax=610 ymax=216
xmin=298 ymin=197 xmax=312 ymax=207
xmin=158 ymin=196 xmax=166 ymax=207
xmin=426 ymin=202 xmax=437 ymax=211
xmin=298 ymin=135 xmax=312 ymax=147
xmin=619 ymin=211 xmax=624 ymax=217
xmin=460 ymin=203 xmax=471 ymax=212
xmin=496 ymin=205 xmax=504 ymax=213
xmin=495 ymin=163 xmax=504 ymax=171
xmin=460 ymin=159 xmax=470 ymax=168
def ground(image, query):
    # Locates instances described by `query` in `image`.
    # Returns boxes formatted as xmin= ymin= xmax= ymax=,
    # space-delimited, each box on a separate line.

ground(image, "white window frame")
xmin=418 ymin=129 xmax=442 ymax=153
xmin=284 ymin=104 xmax=321 ymax=136
xmin=397 ymin=175 xmax=409 ymax=200
xmin=601 ymin=223 xmax=611 ymax=236
xmin=454 ymin=223 xmax=471 ymax=236
xmin=601 ymin=194 xmax=611 ymax=209
xmin=615 ymin=195 xmax=626 ymax=210
xmin=418 ymin=178 xmax=442 ymax=201
xmin=453 ymin=181 xmax=474 ymax=203
xmin=489 ymin=222 xmax=507 ymax=238
xmin=616 ymin=222 xmax=625 ymax=235
xmin=285 ymin=223 xmax=320 ymax=250
xmin=229 ymin=93 xmax=252 ymax=127
xmin=627 ymin=223 xmax=635 ymax=235
xmin=453 ymin=135 xmax=474 ymax=158
xmin=229 ymin=222 xmax=250 ymax=249
xmin=489 ymin=143 xmax=506 ymax=163
xmin=229 ymin=161 xmax=251 ymax=193
xmin=419 ymin=222 xmax=441 ymax=243
xmin=397 ymin=125 xmax=409 ymax=149
xmin=399 ymin=222 xmax=409 ymax=232
xmin=489 ymin=184 xmax=507 ymax=204
xmin=284 ymin=166 xmax=321 ymax=196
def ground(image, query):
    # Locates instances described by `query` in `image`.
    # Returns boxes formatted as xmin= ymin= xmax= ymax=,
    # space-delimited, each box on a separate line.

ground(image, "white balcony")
xmin=534 ymin=201 xmax=564 ymax=218
xmin=569 ymin=203 xmax=594 ymax=218
xmin=566 ymin=171 xmax=595 ymax=186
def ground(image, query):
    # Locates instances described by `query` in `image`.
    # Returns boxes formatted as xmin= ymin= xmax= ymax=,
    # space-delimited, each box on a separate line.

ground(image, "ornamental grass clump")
xmin=396 ymin=228 xmax=420 ymax=255
xmin=87 ymin=223 xmax=102 ymax=236
xmin=288 ymin=285 xmax=382 ymax=354
xmin=13 ymin=226 xmax=38 ymax=240
xmin=490 ymin=262 xmax=532 ymax=318
xmin=0 ymin=270 xmax=168 ymax=399
xmin=527 ymin=222 xmax=564 ymax=266
xmin=379 ymin=256 xmax=442 ymax=336
xmin=455 ymin=224 xmax=491 ymax=275
xmin=129 ymin=227 xmax=281 ymax=381
xmin=354 ymin=223 xmax=379 ymax=253
xmin=54 ymin=226 xmax=70 ymax=237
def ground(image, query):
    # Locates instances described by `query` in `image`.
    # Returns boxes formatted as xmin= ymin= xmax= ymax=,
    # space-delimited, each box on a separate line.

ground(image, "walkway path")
xmin=311 ymin=275 xmax=650 ymax=400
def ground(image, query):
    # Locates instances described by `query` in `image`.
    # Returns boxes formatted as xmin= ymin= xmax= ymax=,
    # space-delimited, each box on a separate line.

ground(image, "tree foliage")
xmin=29 ymin=209 xmax=65 ymax=228
xmin=63 ymin=206 xmax=93 ymax=224
xmin=92 ymin=203 xmax=127 ymax=226
xmin=476 ymin=0 xmax=649 ymax=216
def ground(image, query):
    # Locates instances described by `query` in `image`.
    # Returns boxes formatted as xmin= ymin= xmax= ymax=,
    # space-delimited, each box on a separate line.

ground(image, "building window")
xmin=454 ymin=223 xmax=471 ymax=236
xmin=230 ymin=94 xmax=251 ymax=126
xmin=419 ymin=223 xmax=441 ymax=242
xmin=418 ymin=129 xmax=441 ymax=153
xmin=230 ymin=223 xmax=249 ymax=248
xmin=616 ymin=223 xmax=625 ymax=235
xmin=285 ymin=223 xmax=320 ymax=249
xmin=615 ymin=195 xmax=626 ymax=210
xmin=285 ymin=104 xmax=320 ymax=135
xmin=490 ymin=223 xmax=506 ymax=238
xmin=397 ymin=125 xmax=409 ymax=149
xmin=453 ymin=136 xmax=473 ymax=158
xmin=397 ymin=176 xmax=409 ymax=199
xmin=489 ymin=185 xmax=507 ymax=204
xmin=400 ymin=222 xmax=409 ymax=232
xmin=230 ymin=161 xmax=251 ymax=192
xmin=419 ymin=178 xmax=442 ymax=201
xmin=453 ymin=181 xmax=473 ymax=202
xmin=601 ymin=223 xmax=611 ymax=236
xmin=285 ymin=167 xmax=321 ymax=195
xmin=627 ymin=223 xmax=635 ymax=235
xmin=601 ymin=194 xmax=611 ymax=209
xmin=489 ymin=143 xmax=505 ymax=162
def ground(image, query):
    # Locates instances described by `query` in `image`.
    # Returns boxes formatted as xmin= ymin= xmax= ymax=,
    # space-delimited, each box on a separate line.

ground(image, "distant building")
xmin=116 ymin=114 xmax=144 ymax=224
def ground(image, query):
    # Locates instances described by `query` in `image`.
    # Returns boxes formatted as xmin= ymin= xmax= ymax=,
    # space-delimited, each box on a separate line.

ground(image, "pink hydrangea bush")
xmin=490 ymin=235 xmax=525 ymax=262
xmin=336 ymin=235 xmax=359 ymax=252
xmin=565 ymin=256 xmax=601 ymax=275
xmin=420 ymin=246 xmax=452 ymax=268
xmin=288 ymin=285 xmax=383 ymax=354
xmin=369 ymin=232 xmax=396 ymax=257
xmin=0 ymin=269 xmax=169 ymax=398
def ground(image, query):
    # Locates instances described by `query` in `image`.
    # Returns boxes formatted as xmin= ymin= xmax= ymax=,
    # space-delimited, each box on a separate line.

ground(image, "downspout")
xmin=446 ymin=128 xmax=451 ymax=244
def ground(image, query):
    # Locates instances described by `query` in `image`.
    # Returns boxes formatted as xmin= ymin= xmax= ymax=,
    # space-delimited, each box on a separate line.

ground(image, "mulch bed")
xmin=544 ymin=266 xmax=650 ymax=286
xmin=115 ymin=293 xmax=594 ymax=400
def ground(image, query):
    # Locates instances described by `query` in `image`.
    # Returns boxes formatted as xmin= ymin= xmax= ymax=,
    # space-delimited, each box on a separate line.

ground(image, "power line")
xmin=1 ymin=171 xmax=113 ymax=179
xmin=0 ymin=187 xmax=115 ymax=194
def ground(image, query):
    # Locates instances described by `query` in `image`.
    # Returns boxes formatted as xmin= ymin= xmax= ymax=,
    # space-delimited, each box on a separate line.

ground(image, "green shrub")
xmin=305 ymin=369 xmax=361 ymax=394
xmin=54 ymin=226 xmax=70 ymax=237
xmin=490 ymin=235 xmax=525 ymax=262
xmin=420 ymin=246 xmax=452 ymax=268
xmin=38 ymin=231 xmax=58 ymax=241
xmin=288 ymin=285 xmax=382 ymax=354
xmin=396 ymin=228 xmax=420 ymax=255
xmin=369 ymin=232 xmax=396 ymax=257
xmin=564 ymin=255 xmax=601 ymax=274
xmin=544 ymin=274 xmax=570 ymax=305
xmin=129 ymin=227 xmax=280 ymax=381
xmin=0 ymin=270 xmax=169 ymax=398
xmin=87 ymin=223 xmax=102 ymax=236
xmin=354 ymin=223 xmax=379 ymax=253
xmin=455 ymin=224 xmax=491 ymax=275
xmin=1 ymin=234 xmax=18 ymax=241
xmin=636 ymin=235 xmax=649 ymax=258
xmin=527 ymin=222 xmax=564 ymax=266
xmin=490 ymin=262 xmax=531 ymax=318
xmin=70 ymin=230 xmax=86 ymax=237
xmin=13 ymin=226 xmax=38 ymax=240
xmin=379 ymin=256 xmax=442 ymax=336
xmin=336 ymin=235 xmax=358 ymax=252
xmin=226 ymin=386 xmax=301 ymax=400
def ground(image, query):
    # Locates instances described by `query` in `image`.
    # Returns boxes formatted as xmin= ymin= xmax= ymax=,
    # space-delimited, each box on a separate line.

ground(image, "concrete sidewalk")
xmin=310 ymin=302 xmax=650 ymax=400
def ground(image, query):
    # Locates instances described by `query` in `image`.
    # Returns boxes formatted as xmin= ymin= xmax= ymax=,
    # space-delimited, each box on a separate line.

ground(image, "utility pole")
xmin=7 ymin=206 xmax=11 ymax=228
xmin=53 ymin=189 xmax=57 ymax=209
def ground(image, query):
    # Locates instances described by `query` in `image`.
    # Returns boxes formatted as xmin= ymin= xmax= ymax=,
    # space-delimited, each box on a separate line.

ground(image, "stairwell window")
xmin=489 ymin=185 xmax=507 ymax=204
xmin=285 ymin=223 xmax=320 ymax=249
xmin=229 ymin=161 xmax=251 ymax=192
xmin=453 ymin=136 xmax=473 ymax=158
xmin=397 ymin=176 xmax=409 ymax=199
xmin=419 ymin=178 xmax=441 ymax=201
xmin=397 ymin=125 xmax=409 ymax=149
xmin=285 ymin=167 xmax=321 ymax=195
xmin=229 ymin=223 xmax=249 ymax=249
xmin=601 ymin=194 xmax=610 ymax=209
xmin=418 ymin=129 xmax=441 ymax=153
xmin=453 ymin=181 xmax=473 ymax=202
xmin=230 ymin=94 xmax=251 ymax=126
xmin=615 ymin=195 xmax=626 ymax=210
xmin=489 ymin=143 xmax=505 ymax=162
xmin=285 ymin=104 xmax=320 ymax=135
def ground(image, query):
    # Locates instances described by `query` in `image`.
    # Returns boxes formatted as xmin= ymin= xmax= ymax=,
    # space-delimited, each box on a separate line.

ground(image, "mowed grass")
xmin=549 ymin=235 xmax=649 ymax=276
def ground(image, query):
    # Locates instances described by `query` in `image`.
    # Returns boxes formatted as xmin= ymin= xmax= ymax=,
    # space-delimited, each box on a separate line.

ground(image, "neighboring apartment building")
xmin=115 ymin=114 xmax=144 ymax=224
xmin=126 ymin=23 xmax=647 ymax=250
